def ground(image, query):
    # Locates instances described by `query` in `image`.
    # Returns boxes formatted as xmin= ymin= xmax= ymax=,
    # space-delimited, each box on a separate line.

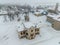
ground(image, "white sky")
xmin=0 ymin=0 xmax=60 ymax=6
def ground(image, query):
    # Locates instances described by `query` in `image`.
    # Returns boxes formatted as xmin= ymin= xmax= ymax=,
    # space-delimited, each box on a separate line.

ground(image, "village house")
xmin=47 ymin=14 xmax=60 ymax=30
xmin=47 ymin=3 xmax=59 ymax=14
xmin=17 ymin=22 xmax=40 ymax=40
xmin=47 ymin=14 xmax=56 ymax=23
xmin=52 ymin=16 xmax=60 ymax=30
xmin=34 ymin=11 xmax=42 ymax=16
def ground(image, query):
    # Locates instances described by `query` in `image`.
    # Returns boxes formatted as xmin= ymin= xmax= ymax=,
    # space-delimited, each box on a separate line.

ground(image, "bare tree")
xmin=8 ymin=12 xmax=14 ymax=21
xmin=3 ymin=15 xmax=7 ymax=22
xmin=24 ymin=14 xmax=29 ymax=21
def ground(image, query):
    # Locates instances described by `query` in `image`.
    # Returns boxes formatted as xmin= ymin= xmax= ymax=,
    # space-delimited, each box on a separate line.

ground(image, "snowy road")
xmin=33 ymin=36 xmax=60 ymax=45
xmin=0 ymin=14 xmax=60 ymax=45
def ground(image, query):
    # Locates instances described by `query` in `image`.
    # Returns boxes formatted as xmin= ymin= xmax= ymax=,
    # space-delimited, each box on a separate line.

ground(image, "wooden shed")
xmin=47 ymin=14 xmax=60 ymax=30
xmin=52 ymin=16 xmax=60 ymax=30
xmin=34 ymin=12 xmax=42 ymax=16
xmin=47 ymin=14 xmax=56 ymax=23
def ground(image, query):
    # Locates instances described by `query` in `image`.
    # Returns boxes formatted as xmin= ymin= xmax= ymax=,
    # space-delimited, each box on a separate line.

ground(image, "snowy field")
xmin=0 ymin=13 xmax=60 ymax=45
xmin=0 ymin=0 xmax=60 ymax=45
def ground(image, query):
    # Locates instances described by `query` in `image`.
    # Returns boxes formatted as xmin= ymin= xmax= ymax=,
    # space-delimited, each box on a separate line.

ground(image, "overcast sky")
xmin=0 ymin=0 xmax=60 ymax=6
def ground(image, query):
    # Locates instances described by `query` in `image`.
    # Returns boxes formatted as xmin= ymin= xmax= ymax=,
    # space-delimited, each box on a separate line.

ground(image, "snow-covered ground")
xmin=0 ymin=12 xmax=60 ymax=45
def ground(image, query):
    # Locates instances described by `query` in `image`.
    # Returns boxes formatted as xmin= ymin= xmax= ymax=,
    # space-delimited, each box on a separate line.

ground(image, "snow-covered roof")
xmin=17 ymin=22 xmax=36 ymax=31
xmin=47 ymin=14 xmax=57 ymax=18
xmin=8 ymin=10 xmax=15 ymax=14
xmin=17 ymin=24 xmax=24 ymax=32
xmin=47 ymin=5 xmax=55 ymax=10
xmin=39 ymin=9 xmax=44 ymax=13
xmin=24 ymin=22 xmax=35 ymax=28
xmin=0 ymin=10 xmax=8 ymax=14
xmin=47 ymin=14 xmax=60 ymax=21
xmin=34 ymin=11 xmax=40 ymax=14
xmin=53 ymin=15 xmax=60 ymax=21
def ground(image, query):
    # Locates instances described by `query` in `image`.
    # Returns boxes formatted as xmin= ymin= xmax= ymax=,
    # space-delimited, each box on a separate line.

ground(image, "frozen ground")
xmin=0 ymin=13 xmax=60 ymax=45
